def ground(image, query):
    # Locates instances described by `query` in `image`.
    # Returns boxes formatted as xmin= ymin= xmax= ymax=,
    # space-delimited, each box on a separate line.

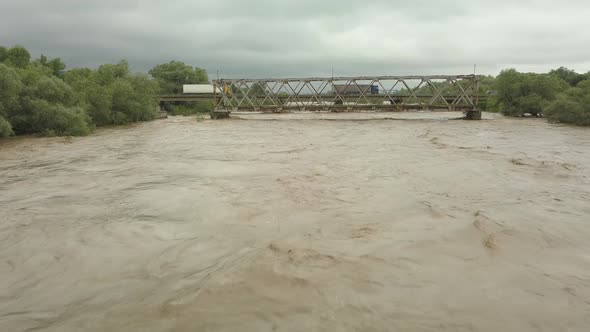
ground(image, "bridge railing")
xmin=212 ymin=75 xmax=481 ymax=112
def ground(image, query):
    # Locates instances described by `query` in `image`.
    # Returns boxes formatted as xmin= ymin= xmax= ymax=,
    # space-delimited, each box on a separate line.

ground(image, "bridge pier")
xmin=465 ymin=110 xmax=482 ymax=120
xmin=211 ymin=111 xmax=231 ymax=119
xmin=156 ymin=102 xmax=168 ymax=119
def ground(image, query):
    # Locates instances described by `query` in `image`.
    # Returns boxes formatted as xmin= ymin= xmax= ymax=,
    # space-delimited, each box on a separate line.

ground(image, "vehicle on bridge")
xmin=182 ymin=84 xmax=218 ymax=94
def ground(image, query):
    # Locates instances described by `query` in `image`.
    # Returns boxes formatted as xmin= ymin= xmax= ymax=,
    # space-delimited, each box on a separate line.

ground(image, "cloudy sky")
xmin=1 ymin=0 xmax=589 ymax=78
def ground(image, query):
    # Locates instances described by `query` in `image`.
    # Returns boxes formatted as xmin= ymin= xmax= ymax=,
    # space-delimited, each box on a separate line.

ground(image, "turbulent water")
xmin=1 ymin=113 xmax=589 ymax=331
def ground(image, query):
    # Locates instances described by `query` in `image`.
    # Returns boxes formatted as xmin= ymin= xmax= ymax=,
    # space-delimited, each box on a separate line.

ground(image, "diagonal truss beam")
xmin=213 ymin=75 xmax=481 ymax=112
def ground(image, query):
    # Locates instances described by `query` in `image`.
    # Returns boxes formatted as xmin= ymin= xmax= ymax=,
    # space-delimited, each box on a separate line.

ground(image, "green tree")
xmin=47 ymin=58 xmax=66 ymax=76
xmin=0 ymin=46 xmax=8 ymax=63
xmin=110 ymin=74 xmax=158 ymax=124
xmin=0 ymin=63 xmax=23 ymax=117
xmin=149 ymin=61 xmax=208 ymax=94
xmin=0 ymin=63 xmax=16 ymax=138
xmin=64 ymin=68 xmax=113 ymax=125
xmin=34 ymin=54 xmax=66 ymax=76
xmin=6 ymin=46 xmax=31 ymax=68
xmin=478 ymin=75 xmax=497 ymax=93
xmin=7 ymin=65 xmax=91 ymax=135
xmin=0 ymin=63 xmax=26 ymax=136
xmin=36 ymin=54 xmax=49 ymax=66
xmin=0 ymin=115 xmax=13 ymax=137
xmin=545 ymin=79 xmax=590 ymax=126
xmin=249 ymin=81 xmax=266 ymax=96
xmin=65 ymin=63 xmax=158 ymax=126
xmin=496 ymin=69 xmax=568 ymax=116
xmin=97 ymin=60 xmax=130 ymax=85
xmin=549 ymin=67 xmax=586 ymax=87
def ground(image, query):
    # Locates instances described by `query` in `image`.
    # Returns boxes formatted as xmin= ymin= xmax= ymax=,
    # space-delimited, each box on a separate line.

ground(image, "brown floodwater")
xmin=1 ymin=113 xmax=590 ymax=331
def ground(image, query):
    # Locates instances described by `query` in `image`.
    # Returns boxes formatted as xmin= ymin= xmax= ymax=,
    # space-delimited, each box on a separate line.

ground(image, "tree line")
xmin=1 ymin=44 xmax=590 ymax=138
xmin=491 ymin=68 xmax=590 ymax=125
xmin=0 ymin=45 xmax=209 ymax=137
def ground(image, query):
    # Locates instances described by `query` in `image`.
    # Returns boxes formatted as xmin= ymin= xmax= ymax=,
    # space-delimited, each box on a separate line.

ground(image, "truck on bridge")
xmin=182 ymin=84 xmax=218 ymax=94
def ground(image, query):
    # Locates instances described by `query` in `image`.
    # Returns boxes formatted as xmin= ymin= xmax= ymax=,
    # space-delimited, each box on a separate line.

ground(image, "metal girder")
xmin=212 ymin=75 xmax=481 ymax=112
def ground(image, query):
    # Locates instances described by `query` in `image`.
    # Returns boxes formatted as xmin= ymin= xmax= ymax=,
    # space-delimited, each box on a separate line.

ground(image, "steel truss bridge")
xmin=159 ymin=75 xmax=484 ymax=119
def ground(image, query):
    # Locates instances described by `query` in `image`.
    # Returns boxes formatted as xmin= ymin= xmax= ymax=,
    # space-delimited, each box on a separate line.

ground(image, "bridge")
xmin=159 ymin=74 xmax=484 ymax=119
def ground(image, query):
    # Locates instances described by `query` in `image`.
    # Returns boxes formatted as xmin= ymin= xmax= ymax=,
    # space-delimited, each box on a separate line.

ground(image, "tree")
xmin=0 ymin=63 xmax=16 ymax=138
xmin=65 ymin=63 xmax=158 ymax=126
xmin=0 ymin=46 xmax=8 ymax=63
xmin=0 ymin=115 xmax=13 ymax=137
xmin=517 ymin=93 xmax=544 ymax=117
xmin=110 ymin=73 xmax=158 ymax=124
xmin=64 ymin=68 xmax=112 ymax=125
xmin=478 ymin=75 xmax=497 ymax=94
xmin=97 ymin=60 xmax=130 ymax=85
xmin=7 ymin=65 xmax=89 ymax=135
xmin=36 ymin=54 xmax=49 ymax=66
xmin=149 ymin=61 xmax=208 ymax=94
xmin=549 ymin=67 xmax=586 ymax=87
xmin=0 ymin=45 xmax=161 ymax=137
xmin=249 ymin=81 xmax=266 ymax=96
xmin=496 ymin=69 xmax=568 ymax=116
xmin=34 ymin=54 xmax=66 ymax=76
xmin=545 ymin=79 xmax=590 ymax=126
xmin=47 ymin=58 xmax=66 ymax=76
xmin=6 ymin=46 xmax=31 ymax=68
xmin=0 ymin=63 xmax=23 ymax=117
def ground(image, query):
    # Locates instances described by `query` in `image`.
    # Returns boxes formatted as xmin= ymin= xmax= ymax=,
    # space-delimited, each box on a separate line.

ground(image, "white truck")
xmin=182 ymin=84 xmax=218 ymax=94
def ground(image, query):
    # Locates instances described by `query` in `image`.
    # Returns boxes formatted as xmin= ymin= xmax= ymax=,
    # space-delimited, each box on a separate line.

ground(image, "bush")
xmin=25 ymin=75 xmax=78 ymax=106
xmin=496 ymin=69 xmax=568 ymax=116
xmin=0 ymin=115 xmax=14 ymax=137
xmin=483 ymin=96 xmax=501 ymax=113
xmin=517 ymin=93 xmax=545 ymax=117
xmin=85 ymin=85 xmax=114 ymax=126
xmin=545 ymin=97 xmax=589 ymax=125
xmin=0 ymin=45 xmax=211 ymax=138
xmin=5 ymin=46 xmax=31 ymax=69
xmin=111 ymin=74 xmax=158 ymax=123
xmin=545 ymin=81 xmax=590 ymax=126
xmin=149 ymin=61 xmax=208 ymax=94
xmin=0 ymin=63 xmax=22 ymax=114
xmin=48 ymin=105 xmax=94 ymax=136
xmin=168 ymin=101 xmax=214 ymax=115
xmin=23 ymin=99 xmax=93 ymax=136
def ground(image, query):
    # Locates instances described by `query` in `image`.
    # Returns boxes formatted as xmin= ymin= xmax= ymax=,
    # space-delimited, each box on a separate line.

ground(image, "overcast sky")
xmin=1 ymin=0 xmax=589 ymax=78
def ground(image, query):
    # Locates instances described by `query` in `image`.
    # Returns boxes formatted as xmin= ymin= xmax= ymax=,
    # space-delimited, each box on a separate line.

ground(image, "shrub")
xmin=0 ymin=45 xmax=197 ymax=137
xmin=545 ymin=81 xmax=590 ymax=126
xmin=0 ymin=115 xmax=14 ymax=137
xmin=168 ymin=101 xmax=214 ymax=116
xmin=496 ymin=69 xmax=568 ymax=116
xmin=26 ymin=100 xmax=93 ymax=136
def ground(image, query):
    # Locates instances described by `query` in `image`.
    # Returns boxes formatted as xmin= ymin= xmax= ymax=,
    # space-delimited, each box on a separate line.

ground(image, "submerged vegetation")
xmin=1 ymin=44 xmax=589 ymax=138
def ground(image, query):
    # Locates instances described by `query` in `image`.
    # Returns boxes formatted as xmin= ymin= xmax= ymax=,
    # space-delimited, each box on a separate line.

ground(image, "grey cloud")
xmin=0 ymin=0 xmax=589 ymax=78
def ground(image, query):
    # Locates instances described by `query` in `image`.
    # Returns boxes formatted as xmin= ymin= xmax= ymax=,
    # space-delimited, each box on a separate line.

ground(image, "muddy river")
xmin=1 ymin=113 xmax=589 ymax=331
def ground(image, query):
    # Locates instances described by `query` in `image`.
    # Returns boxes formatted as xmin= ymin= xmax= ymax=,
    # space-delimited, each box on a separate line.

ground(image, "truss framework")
xmin=213 ymin=75 xmax=480 ymax=112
